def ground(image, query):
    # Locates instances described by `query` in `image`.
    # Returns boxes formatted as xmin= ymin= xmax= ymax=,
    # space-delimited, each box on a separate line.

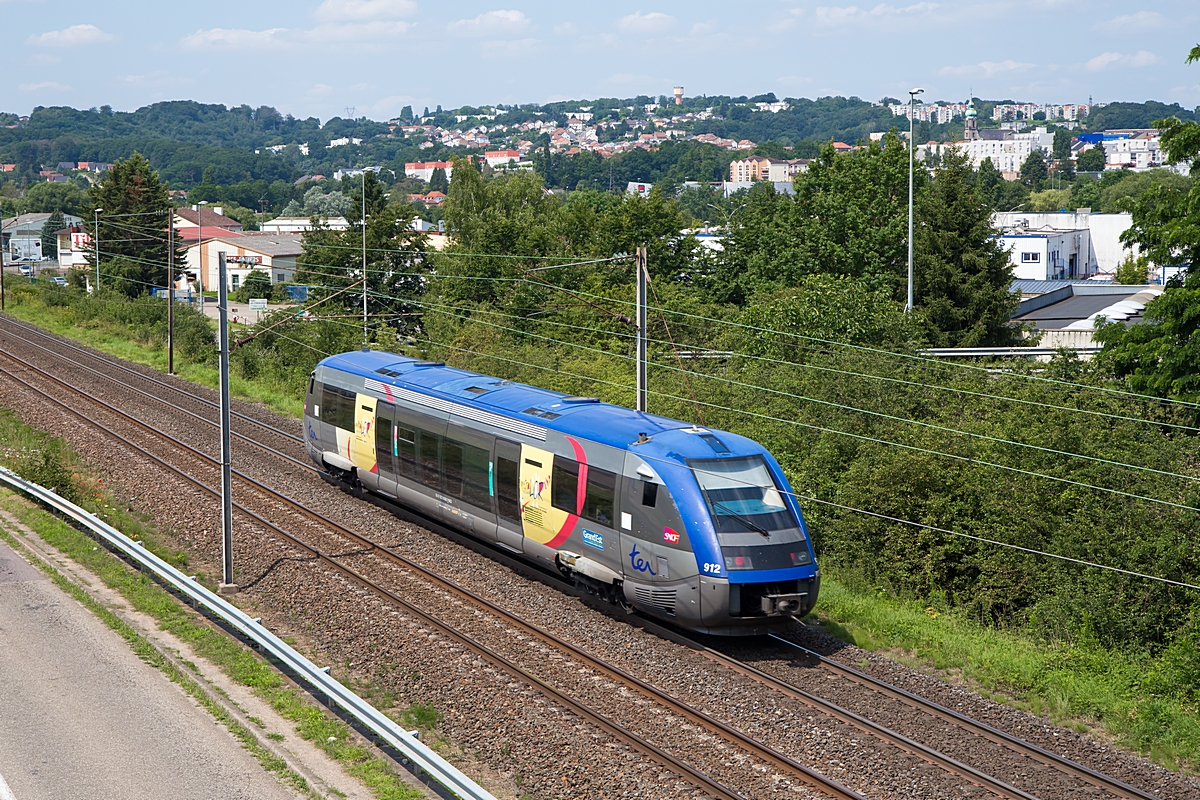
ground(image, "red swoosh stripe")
xmin=544 ymin=436 xmax=587 ymax=549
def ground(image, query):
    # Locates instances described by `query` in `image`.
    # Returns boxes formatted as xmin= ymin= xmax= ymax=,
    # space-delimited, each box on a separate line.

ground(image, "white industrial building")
xmin=993 ymin=211 xmax=1135 ymax=277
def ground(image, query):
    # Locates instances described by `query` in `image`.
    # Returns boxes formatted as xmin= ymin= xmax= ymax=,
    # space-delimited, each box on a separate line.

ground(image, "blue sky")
xmin=4 ymin=1 xmax=1198 ymax=121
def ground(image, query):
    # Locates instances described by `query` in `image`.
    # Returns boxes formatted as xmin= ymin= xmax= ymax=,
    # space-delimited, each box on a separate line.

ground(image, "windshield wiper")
xmin=712 ymin=501 xmax=771 ymax=538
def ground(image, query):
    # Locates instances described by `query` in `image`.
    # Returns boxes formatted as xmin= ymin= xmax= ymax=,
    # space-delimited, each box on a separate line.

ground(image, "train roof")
xmin=317 ymin=349 xmax=768 ymax=463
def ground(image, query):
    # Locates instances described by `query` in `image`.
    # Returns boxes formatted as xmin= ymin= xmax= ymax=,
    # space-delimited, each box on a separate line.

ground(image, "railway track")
xmin=0 ymin=328 xmax=861 ymax=800
xmin=0 ymin=314 xmax=1180 ymax=800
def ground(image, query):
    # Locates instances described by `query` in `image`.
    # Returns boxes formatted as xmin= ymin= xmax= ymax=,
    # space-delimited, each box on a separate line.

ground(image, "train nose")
xmin=761 ymin=592 xmax=807 ymax=616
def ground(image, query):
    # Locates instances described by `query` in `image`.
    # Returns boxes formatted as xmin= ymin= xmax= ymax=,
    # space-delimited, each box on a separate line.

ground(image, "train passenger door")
xmin=351 ymin=394 xmax=379 ymax=490
xmin=494 ymin=439 xmax=524 ymax=551
xmin=441 ymin=422 xmax=498 ymax=539
xmin=374 ymin=402 xmax=397 ymax=497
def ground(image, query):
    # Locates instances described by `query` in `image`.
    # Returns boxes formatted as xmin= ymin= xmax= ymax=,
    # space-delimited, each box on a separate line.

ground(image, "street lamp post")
xmin=906 ymin=88 xmax=923 ymax=313
xmin=362 ymin=171 xmax=368 ymax=348
xmin=93 ymin=208 xmax=103 ymax=293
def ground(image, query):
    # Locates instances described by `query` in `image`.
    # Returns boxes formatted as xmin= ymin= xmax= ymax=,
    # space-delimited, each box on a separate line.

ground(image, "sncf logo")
xmin=663 ymin=527 xmax=680 ymax=544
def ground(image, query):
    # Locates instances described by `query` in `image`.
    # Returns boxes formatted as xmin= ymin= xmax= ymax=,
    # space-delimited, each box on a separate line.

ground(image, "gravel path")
xmin=0 ymin=317 xmax=1192 ymax=800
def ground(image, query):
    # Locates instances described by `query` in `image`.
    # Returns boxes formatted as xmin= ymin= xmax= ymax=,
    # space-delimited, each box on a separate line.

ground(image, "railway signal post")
xmin=217 ymin=251 xmax=238 ymax=593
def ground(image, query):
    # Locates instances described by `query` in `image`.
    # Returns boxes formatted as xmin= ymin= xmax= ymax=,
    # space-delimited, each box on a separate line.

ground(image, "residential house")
xmin=729 ymin=156 xmax=808 ymax=183
xmin=173 ymin=206 xmax=244 ymax=233
xmin=260 ymin=216 xmax=350 ymax=233
xmin=484 ymin=149 xmax=521 ymax=168
xmin=404 ymin=161 xmax=454 ymax=182
xmin=184 ymin=232 xmax=303 ymax=292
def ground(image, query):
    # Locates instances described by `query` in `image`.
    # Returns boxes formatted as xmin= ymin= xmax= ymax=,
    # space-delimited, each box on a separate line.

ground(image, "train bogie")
xmin=303 ymin=351 xmax=820 ymax=636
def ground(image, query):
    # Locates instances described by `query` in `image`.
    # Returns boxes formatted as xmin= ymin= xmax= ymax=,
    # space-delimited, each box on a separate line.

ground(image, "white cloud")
xmin=308 ymin=83 xmax=334 ymax=96
xmin=1095 ymin=11 xmax=1163 ymax=32
xmin=690 ymin=20 xmax=718 ymax=35
xmin=481 ymin=37 xmax=540 ymax=59
xmin=19 ymin=81 xmax=71 ymax=92
xmin=304 ymin=21 xmax=413 ymax=42
xmin=615 ymin=11 xmax=676 ymax=34
xmin=772 ymin=8 xmax=805 ymax=31
xmin=448 ymin=10 xmax=531 ymax=37
xmin=314 ymin=0 xmax=417 ymax=21
xmin=183 ymin=16 xmax=415 ymax=50
xmin=1084 ymin=50 xmax=1159 ymax=72
xmin=939 ymin=59 xmax=1036 ymax=78
xmin=28 ymin=24 xmax=112 ymax=47
xmin=553 ymin=21 xmax=578 ymax=36
xmin=182 ymin=27 xmax=288 ymax=50
xmin=815 ymin=3 xmax=937 ymax=25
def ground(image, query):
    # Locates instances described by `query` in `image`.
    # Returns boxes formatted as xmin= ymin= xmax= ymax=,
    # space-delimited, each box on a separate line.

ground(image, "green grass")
xmin=809 ymin=571 xmax=1200 ymax=771
xmin=0 ymin=490 xmax=427 ymax=799
xmin=5 ymin=296 xmax=303 ymax=418
xmin=10 ymin=285 xmax=1199 ymax=776
xmin=0 ymin=407 xmax=428 ymax=799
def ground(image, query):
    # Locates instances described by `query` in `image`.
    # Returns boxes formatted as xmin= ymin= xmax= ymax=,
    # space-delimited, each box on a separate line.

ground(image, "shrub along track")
xmin=0 ymin=315 xmax=1189 ymax=800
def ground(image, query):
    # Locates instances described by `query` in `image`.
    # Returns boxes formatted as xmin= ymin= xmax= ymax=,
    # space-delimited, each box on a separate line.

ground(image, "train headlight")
xmin=724 ymin=555 xmax=753 ymax=570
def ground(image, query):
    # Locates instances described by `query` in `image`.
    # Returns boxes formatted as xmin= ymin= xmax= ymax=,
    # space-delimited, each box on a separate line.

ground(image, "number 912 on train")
xmin=305 ymin=350 xmax=819 ymax=635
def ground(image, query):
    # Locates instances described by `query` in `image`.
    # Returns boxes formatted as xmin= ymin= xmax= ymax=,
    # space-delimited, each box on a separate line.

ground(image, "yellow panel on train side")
xmin=350 ymin=393 xmax=377 ymax=473
xmin=519 ymin=444 xmax=570 ymax=545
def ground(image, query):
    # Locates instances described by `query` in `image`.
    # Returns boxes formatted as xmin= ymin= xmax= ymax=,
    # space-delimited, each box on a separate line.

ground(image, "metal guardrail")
xmin=0 ymin=465 xmax=496 ymax=800
xmin=922 ymin=346 xmax=1102 ymax=358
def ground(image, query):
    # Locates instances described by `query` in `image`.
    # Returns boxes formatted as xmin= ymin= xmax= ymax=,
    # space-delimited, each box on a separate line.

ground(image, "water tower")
xmin=673 ymin=87 xmax=684 ymax=106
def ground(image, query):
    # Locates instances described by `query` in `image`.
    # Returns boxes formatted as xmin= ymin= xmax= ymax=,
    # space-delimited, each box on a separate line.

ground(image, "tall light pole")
xmin=362 ymin=171 xmax=368 ymax=348
xmin=906 ymin=87 xmax=923 ymax=313
xmin=93 ymin=207 xmax=103 ymax=293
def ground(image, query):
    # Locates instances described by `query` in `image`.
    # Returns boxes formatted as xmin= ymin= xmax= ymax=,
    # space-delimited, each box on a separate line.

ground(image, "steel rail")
xmin=0 ymin=462 xmax=496 ymax=800
xmin=0 ymin=315 xmax=303 ymax=442
xmin=0 ymin=322 xmax=1158 ymax=800
xmin=0 ymin=350 xmax=861 ymax=800
xmin=767 ymin=636 xmax=1161 ymax=800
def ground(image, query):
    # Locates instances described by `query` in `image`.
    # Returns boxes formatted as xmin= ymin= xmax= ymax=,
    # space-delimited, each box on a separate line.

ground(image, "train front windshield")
xmin=690 ymin=456 xmax=798 ymax=534
xmin=691 ymin=455 xmax=813 ymax=571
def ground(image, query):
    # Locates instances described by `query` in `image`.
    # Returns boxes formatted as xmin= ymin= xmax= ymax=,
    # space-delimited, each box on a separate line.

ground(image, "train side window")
xmin=374 ymin=412 xmax=392 ymax=465
xmin=443 ymin=440 xmax=463 ymax=495
xmin=460 ymin=442 xmax=491 ymax=509
xmin=552 ymin=458 xmax=580 ymax=515
xmin=396 ymin=426 xmax=416 ymax=478
xmin=340 ymin=388 xmax=358 ymax=430
xmin=581 ymin=467 xmax=616 ymax=527
xmin=308 ymin=375 xmax=315 ymax=398
xmin=642 ymin=480 xmax=658 ymax=508
xmin=496 ymin=457 xmax=520 ymax=523
xmin=418 ymin=429 xmax=441 ymax=488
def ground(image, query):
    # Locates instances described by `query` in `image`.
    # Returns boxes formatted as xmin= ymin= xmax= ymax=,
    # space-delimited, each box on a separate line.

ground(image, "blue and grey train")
xmin=304 ymin=350 xmax=819 ymax=635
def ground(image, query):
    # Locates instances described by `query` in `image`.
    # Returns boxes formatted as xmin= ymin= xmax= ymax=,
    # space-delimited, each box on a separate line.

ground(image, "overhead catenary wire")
xmin=320 ymin=331 xmax=1198 ymax=594
xmin=395 ymin=300 xmax=1200 ymax=489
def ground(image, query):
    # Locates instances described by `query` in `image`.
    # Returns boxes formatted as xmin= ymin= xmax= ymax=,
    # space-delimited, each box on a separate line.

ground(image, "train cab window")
xmin=396 ymin=426 xmax=417 ymax=478
xmin=551 ymin=458 xmax=580 ymax=515
xmin=581 ymin=467 xmax=616 ymax=527
xmin=321 ymin=384 xmax=339 ymax=425
xmin=496 ymin=457 xmax=520 ymax=523
xmin=641 ymin=480 xmax=658 ymax=508
xmin=320 ymin=386 xmax=355 ymax=431
xmin=443 ymin=441 xmax=463 ymax=495
xmin=418 ymin=429 xmax=441 ymax=488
